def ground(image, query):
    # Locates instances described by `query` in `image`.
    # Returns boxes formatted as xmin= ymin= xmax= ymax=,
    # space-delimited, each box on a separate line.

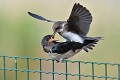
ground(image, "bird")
xmin=28 ymin=3 xmax=102 ymax=52
xmin=41 ymin=34 xmax=100 ymax=62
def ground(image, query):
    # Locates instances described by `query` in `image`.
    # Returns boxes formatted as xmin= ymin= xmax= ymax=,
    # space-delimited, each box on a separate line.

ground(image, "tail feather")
xmin=83 ymin=37 xmax=103 ymax=52
xmin=86 ymin=45 xmax=93 ymax=50
xmin=87 ymin=43 xmax=95 ymax=47
xmin=83 ymin=47 xmax=89 ymax=52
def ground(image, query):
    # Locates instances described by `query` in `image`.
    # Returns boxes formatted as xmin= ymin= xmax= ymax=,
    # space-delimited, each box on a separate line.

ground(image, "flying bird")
xmin=41 ymin=35 xmax=100 ymax=62
xmin=28 ymin=3 xmax=102 ymax=52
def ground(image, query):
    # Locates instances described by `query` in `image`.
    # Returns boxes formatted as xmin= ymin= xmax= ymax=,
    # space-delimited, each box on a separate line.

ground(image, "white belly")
xmin=62 ymin=32 xmax=84 ymax=43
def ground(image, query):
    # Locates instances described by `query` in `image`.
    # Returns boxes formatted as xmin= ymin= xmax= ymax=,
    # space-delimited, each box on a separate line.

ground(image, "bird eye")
xmin=55 ymin=26 xmax=61 ymax=30
xmin=46 ymin=36 xmax=50 ymax=40
xmin=65 ymin=23 xmax=68 ymax=26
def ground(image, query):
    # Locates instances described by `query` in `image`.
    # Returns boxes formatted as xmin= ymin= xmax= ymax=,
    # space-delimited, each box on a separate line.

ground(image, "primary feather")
xmin=67 ymin=3 xmax=92 ymax=36
xmin=28 ymin=12 xmax=55 ymax=22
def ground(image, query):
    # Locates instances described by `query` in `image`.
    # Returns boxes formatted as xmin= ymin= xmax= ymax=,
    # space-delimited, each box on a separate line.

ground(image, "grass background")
xmin=0 ymin=0 xmax=120 ymax=80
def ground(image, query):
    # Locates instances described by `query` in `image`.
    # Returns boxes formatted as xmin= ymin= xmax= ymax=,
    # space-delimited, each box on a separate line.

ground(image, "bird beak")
xmin=51 ymin=31 xmax=56 ymax=38
xmin=49 ymin=35 xmax=58 ymax=43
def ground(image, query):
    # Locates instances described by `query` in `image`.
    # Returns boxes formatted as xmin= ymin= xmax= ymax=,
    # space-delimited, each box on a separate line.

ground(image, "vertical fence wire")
xmin=52 ymin=60 xmax=55 ymax=80
xmin=65 ymin=61 xmax=68 ymax=80
xmin=15 ymin=57 xmax=17 ymax=80
xmin=3 ymin=56 xmax=6 ymax=80
xmin=40 ymin=59 xmax=42 ymax=80
xmin=105 ymin=64 xmax=107 ymax=80
xmin=26 ymin=58 xmax=29 ymax=80
xmin=92 ymin=63 xmax=94 ymax=80
xmin=78 ymin=62 xmax=81 ymax=80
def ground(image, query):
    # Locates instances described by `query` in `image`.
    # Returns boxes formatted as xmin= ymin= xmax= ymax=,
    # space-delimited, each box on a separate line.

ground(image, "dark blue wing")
xmin=28 ymin=12 xmax=55 ymax=22
xmin=52 ymin=42 xmax=83 ymax=54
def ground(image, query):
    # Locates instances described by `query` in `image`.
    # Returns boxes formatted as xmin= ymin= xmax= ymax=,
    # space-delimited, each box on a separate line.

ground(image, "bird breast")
xmin=62 ymin=32 xmax=84 ymax=43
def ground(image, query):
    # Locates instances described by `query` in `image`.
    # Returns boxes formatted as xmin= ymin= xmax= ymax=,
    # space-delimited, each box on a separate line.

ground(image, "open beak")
xmin=49 ymin=34 xmax=58 ymax=43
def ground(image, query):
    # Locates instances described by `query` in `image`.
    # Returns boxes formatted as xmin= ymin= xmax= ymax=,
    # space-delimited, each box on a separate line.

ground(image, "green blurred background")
xmin=0 ymin=0 xmax=120 ymax=80
xmin=0 ymin=0 xmax=120 ymax=63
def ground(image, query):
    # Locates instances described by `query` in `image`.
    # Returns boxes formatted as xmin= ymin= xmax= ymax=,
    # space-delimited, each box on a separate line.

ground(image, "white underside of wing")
xmin=62 ymin=32 xmax=84 ymax=43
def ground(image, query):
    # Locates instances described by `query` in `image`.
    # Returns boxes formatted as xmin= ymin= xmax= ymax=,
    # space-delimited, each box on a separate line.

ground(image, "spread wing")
xmin=67 ymin=3 xmax=92 ymax=36
xmin=28 ymin=12 xmax=55 ymax=22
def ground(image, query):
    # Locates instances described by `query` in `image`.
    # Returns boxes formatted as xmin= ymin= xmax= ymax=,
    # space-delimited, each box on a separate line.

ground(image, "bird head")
xmin=41 ymin=35 xmax=58 ymax=53
xmin=41 ymin=35 xmax=57 ymax=46
xmin=52 ymin=21 xmax=67 ymax=37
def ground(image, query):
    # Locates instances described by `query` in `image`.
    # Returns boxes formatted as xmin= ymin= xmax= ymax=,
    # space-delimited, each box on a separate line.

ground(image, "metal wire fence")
xmin=0 ymin=55 xmax=120 ymax=80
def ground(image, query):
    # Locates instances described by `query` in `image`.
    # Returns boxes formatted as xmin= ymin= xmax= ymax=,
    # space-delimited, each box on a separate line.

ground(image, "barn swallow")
xmin=28 ymin=3 xmax=102 ymax=52
xmin=41 ymin=35 xmax=100 ymax=62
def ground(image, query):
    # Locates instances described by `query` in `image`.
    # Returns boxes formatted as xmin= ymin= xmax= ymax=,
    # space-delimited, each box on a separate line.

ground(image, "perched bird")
xmin=28 ymin=3 xmax=102 ymax=52
xmin=41 ymin=35 xmax=100 ymax=62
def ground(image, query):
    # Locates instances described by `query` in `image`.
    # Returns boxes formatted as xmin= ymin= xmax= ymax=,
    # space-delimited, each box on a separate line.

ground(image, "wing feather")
xmin=28 ymin=12 xmax=55 ymax=22
xmin=67 ymin=3 xmax=92 ymax=36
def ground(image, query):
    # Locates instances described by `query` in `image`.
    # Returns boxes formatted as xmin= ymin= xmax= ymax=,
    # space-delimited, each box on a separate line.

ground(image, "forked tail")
xmin=83 ymin=37 xmax=103 ymax=52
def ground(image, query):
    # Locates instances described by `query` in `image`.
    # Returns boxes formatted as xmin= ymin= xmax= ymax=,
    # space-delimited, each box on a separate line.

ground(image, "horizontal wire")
xmin=0 ymin=68 xmax=119 ymax=80
xmin=0 ymin=55 xmax=119 ymax=66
